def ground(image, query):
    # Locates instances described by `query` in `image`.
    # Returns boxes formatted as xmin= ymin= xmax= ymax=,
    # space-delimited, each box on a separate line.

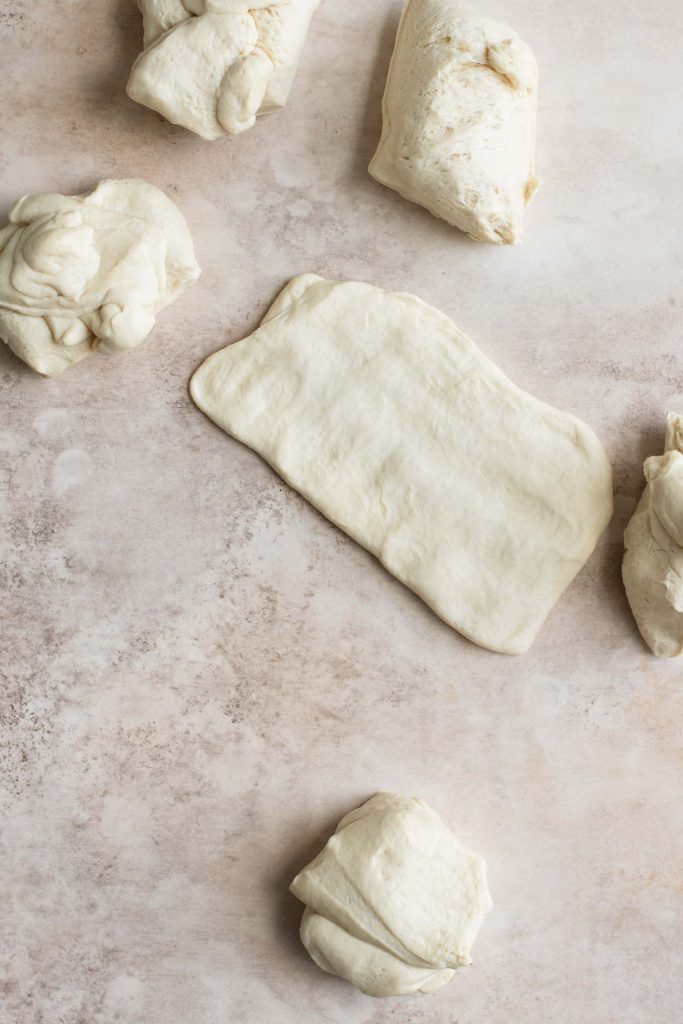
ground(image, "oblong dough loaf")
xmin=370 ymin=0 xmax=539 ymax=244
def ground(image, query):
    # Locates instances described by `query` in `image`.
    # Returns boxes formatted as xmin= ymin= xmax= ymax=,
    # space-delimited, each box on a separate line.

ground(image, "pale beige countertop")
xmin=1 ymin=2 xmax=682 ymax=1022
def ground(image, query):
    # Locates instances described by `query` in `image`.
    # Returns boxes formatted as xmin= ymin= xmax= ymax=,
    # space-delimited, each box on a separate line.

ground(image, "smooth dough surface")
xmin=0 ymin=179 xmax=200 ymax=377
xmin=623 ymin=413 xmax=683 ymax=658
xmin=369 ymin=0 xmax=539 ymax=244
xmin=190 ymin=275 xmax=613 ymax=654
xmin=127 ymin=0 xmax=320 ymax=139
xmin=290 ymin=793 xmax=493 ymax=998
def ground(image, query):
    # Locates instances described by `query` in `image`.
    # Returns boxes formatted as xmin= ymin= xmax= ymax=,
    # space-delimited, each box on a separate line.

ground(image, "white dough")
xmin=0 ymin=179 xmax=200 ymax=377
xmin=127 ymin=0 xmax=320 ymax=139
xmin=290 ymin=793 xmax=493 ymax=998
xmin=190 ymin=275 xmax=613 ymax=654
xmin=369 ymin=0 xmax=539 ymax=244
xmin=623 ymin=413 xmax=683 ymax=658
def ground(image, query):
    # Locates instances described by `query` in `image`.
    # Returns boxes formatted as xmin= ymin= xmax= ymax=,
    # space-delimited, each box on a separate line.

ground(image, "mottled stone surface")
xmin=1 ymin=2 xmax=682 ymax=1022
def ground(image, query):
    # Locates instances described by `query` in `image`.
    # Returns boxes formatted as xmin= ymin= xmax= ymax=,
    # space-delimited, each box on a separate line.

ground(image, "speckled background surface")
xmin=1 ymin=1 xmax=682 ymax=1022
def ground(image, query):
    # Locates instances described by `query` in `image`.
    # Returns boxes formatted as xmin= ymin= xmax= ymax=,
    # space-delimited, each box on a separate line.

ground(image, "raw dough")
xmin=127 ymin=0 xmax=320 ymax=139
xmin=0 ymin=179 xmax=200 ymax=377
xmin=290 ymin=793 xmax=493 ymax=998
xmin=190 ymin=275 xmax=613 ymax=654
xmin=623 ymin=413 xmax=683 ymax=658
xmin=369 ymin=0 xmax=539 ymax=244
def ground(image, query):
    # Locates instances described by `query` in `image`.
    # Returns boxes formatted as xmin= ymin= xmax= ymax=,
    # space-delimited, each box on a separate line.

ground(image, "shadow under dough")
xmin=351 ymin=5 xmax=402 ymax=175
xmin=81 ymin=0 xmax=166 ymax=135
xmin=264 ymin=800 xmax=369 ymax=966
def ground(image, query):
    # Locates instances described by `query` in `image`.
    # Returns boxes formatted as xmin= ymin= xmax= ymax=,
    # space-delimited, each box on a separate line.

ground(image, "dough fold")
xmin=190 ymin=275 xmax=613 ymax=655
xmin=290 ymin=793 xmax=492 ymax=997
xmin=0 ymin=179 xmax=200 ymax=377
xmin=623 ymin=413 xmax=683 ymax=658
xmin=369 ymin=0 xmax=539 ymax=244
xmin=127 ymin=0 xmax=320 ymax=139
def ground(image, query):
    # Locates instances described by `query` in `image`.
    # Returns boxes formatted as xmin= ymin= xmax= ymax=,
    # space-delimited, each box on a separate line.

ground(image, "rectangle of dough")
xmin=191 ymin=275 xmax=613 ymax=654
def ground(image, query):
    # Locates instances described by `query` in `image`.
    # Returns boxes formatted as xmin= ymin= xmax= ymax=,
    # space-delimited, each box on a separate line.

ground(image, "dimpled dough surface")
xmin=190 ymin=275 xmax=613 ymax=654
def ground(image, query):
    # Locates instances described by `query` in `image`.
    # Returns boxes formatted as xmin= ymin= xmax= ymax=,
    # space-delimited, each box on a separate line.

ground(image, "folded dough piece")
xmin=623 ymin=413 xmax=683 ymax=658
xmin=127 ymin=0 xmax=320 ymax=139
xmin=191 ymin=275 xmax=613 ymax=654
xmin=0 ymin=179 xmax=200 ymax=377
xmin=290 ymin=793 xmax=493 ymax=997
xmin=369 ymin=0 xmax=539 ymax=244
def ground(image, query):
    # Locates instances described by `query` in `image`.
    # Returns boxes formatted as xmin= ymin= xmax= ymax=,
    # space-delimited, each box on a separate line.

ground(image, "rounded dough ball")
xmin=289 ymin=793 xmax=492 ymax=998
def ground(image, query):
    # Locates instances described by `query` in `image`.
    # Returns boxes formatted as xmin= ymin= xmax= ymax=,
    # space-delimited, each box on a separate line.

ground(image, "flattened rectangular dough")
xmin=191 ymin=275 xmax=613 ymax=654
